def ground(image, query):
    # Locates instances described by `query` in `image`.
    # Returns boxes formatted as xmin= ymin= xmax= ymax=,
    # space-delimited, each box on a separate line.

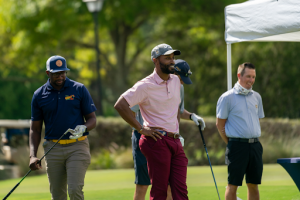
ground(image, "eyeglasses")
xmin=51 ymin=71 xmax=67 ymax=78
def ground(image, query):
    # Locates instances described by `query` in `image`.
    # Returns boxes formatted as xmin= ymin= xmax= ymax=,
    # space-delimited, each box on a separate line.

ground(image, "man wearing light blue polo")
xmin=216 ymin=62 xmax=264 ymax=200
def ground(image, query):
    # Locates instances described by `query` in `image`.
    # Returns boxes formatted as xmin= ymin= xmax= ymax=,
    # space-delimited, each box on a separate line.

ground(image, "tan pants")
xmin=43 ymin=138 xmax=91 ymax=200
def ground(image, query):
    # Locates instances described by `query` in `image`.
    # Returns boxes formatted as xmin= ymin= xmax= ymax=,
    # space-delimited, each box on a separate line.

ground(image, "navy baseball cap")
xmin=46 ymin=55 xmax=70 ymax=73
xmin=174 ymin=59 xmax=192 ymax=84
xmin=151 ymin=43 xmax=181 ymax=60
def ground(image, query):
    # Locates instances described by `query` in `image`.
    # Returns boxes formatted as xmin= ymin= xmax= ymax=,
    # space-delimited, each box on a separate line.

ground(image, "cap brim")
xmin=49 ymin=68 xmax=70 ymax=73
xmin=163 ymin=50 xmax=181 ymax=56
xmin=180 ymin=75 xmax=192 ymax=84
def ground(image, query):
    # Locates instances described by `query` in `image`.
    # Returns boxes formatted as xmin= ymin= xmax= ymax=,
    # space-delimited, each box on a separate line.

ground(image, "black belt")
xmin=229 ymin=138 xmax=259 ymax=143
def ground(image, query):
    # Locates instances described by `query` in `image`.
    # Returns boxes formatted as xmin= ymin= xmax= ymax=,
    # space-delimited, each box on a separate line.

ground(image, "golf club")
xmin=2 ymin=128 xmax=74 ymax=200
xmin=198 ymin=125 xmax=221 ymax=200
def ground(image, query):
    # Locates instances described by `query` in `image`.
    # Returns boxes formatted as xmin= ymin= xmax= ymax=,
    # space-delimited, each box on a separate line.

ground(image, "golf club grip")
xmin=2 ymin=182 xmax=20 ymax=200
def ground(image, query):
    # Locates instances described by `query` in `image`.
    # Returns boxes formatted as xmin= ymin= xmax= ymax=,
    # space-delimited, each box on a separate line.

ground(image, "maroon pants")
xmin=139 ymin=135 xmax=189 ymax=200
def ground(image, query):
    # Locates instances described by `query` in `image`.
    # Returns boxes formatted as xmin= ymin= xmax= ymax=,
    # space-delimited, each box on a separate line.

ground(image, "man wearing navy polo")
xmin=216 ymin=62 xmax=264 ymax=200
xmin=29 ymin=55 xmax=97 ymax=200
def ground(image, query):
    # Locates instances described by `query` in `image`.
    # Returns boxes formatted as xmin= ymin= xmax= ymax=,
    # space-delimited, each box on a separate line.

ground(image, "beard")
xmin=52 ymin=78 xmax=66 ymax=87
xmin=159 ymin=62 xmax=175 ymax=74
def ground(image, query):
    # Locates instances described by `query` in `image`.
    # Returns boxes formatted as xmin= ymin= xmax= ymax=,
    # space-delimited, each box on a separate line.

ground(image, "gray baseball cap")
xmin=151 ymin=43 xmax=181 ymax=60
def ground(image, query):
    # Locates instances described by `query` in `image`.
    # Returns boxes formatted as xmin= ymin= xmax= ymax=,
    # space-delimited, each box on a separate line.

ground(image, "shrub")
xmin=89 ymin=142 xmax=133 ymax=170
xmin=89 ymin=117 xmax=300 ymax=166
xmin=89 ymin=149 xmax=116 ymax=170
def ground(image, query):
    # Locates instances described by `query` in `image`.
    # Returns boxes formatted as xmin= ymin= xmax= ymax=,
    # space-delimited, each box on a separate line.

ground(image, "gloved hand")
xmin=69 ymin=125 xmax=87 ymax=139
xmin=190 ymin=113 xmax=206 ymax=131
xmin=179 ymin=136 xmax=184 ymax=147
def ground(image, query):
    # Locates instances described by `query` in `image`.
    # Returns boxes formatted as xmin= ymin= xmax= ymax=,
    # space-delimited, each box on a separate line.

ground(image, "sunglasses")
xmin=51 ymin=71 xmax=67 ymax=78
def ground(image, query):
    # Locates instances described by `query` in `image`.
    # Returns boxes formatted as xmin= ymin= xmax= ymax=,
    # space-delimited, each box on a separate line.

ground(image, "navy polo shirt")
xmin=31 ymin=77 xmax=97 ymax=139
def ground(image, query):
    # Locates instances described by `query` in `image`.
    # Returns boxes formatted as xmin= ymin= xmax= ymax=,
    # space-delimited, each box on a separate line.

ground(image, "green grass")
xmin=0 ymin=164 xmax=300 ymax=200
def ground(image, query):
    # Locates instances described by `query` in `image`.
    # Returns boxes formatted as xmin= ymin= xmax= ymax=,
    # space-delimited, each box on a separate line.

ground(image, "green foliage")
xmin=88 ymin=117 xmax=300 ymax=166
xmin=1 ymin=0 xmax=300 ymax=118
xmin=89 ymin=117 xmax=132 ymax=150
xmin=234 ymin=42 xmax=300 ymax=118
xmin=89 ymin=149 xmax=116 ymax=170
xmin=89 ymin=144 xmax=134 ymax=170
xmin=0 ymin=80 xmax=41 ymax=119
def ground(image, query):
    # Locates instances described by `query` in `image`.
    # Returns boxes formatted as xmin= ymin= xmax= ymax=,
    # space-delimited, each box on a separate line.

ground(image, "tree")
xmin=2 ymin=0 xmax=300 ymax=119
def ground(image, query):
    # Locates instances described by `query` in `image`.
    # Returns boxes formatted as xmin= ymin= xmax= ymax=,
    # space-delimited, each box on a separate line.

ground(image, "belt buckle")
xmin=174 ymin=133 xmax=179 ymax=139
xmin=248 ymin=139 xmax=254 ymax=143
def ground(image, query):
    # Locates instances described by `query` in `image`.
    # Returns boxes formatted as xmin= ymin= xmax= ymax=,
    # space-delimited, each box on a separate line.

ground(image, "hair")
xmin=237 ymin=62 xmax=255 ymax=76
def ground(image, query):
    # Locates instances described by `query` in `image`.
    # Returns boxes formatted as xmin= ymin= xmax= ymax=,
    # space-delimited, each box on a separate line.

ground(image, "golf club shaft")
xmin=2 ymin=128 xmax=72 ymax=200
xmin=2 ymin=169 xmax=32 ymax=200
xmin=198 ymin=125 xmax=221 ymax=200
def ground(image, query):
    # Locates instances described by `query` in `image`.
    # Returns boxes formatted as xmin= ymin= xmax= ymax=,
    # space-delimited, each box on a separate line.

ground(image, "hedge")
xmin=88 ymin=117 xmax=300 ymax=166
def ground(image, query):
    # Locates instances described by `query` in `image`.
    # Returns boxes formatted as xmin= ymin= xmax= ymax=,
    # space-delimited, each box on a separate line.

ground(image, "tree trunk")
xmin=110 ymin=23 xmax=131 ymax=95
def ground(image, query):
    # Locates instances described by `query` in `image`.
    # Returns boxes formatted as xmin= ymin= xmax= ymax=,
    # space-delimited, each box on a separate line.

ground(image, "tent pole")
xmin=227 ymin=43 xmax=232 ymax=90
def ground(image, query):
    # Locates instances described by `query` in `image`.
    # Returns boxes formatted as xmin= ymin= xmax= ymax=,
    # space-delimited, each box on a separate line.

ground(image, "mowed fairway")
xmin=0 ymin=164 xmax=299 ymax=200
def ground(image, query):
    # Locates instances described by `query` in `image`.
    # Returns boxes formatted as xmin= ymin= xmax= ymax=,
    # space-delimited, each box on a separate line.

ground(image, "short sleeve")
xmin=122 ymin=81 xmax=147 ymax=107
xmin=216 ymin=95 xmax=229 ymax=119
xmin=80 ymin=85 xmax=97 ymax=115
xmin=258 ymin=95 xmax=265 ymax=119
xmin=31 ymin=93 xmax=43 ymax=121
xmin=179 ymin=85 xmax=184 ymax=113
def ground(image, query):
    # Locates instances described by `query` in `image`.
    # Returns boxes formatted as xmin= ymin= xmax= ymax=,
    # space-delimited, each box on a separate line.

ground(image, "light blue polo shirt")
xmin=216 ymin=87 xmax=264 ymax=138
xmin=131 ymin=85 xmax=185 ymax=129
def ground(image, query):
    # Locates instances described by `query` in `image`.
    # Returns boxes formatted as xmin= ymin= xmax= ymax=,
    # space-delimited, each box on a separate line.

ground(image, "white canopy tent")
xmin=225 ymin=0 xmax=300 ymax=90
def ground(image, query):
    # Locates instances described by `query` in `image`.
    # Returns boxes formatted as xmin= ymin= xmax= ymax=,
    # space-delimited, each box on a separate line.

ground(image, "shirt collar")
xmin=46 ymin=77 xmax=71 ymax=91
xmin=153 ymin=69 xmax=173 ymax=84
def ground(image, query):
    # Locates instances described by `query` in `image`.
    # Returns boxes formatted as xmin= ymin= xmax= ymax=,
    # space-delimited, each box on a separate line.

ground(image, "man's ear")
xmin=237 ymin=73 xmax=241 ymax=79
xmin=46 ymin=71 xmax=50 ymax=77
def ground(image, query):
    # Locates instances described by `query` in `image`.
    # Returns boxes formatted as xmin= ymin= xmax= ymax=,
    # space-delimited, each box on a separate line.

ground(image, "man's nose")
xmin=171 ymin=58 xmax=175 ymax=64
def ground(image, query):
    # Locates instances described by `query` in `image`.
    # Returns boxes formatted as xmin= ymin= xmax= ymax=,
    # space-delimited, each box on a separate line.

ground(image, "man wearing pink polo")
xmin=114 ymin=43 xmax=189 ymax=200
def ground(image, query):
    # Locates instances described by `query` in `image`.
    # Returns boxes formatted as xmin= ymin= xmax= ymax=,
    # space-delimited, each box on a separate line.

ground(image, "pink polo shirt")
xmin=122 ymin=69 xmax=181 ymax=133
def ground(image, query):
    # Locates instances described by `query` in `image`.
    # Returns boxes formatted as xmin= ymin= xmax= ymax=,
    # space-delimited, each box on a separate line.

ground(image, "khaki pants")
xmin=43 ymin=138 xmax=91 ymax=200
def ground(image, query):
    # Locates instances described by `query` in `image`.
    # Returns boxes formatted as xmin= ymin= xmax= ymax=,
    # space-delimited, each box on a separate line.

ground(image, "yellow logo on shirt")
xmin=65 ymin=95 xmax=75 ymax=100
xmin=255 ymin=105 xmax=258 ymax=108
